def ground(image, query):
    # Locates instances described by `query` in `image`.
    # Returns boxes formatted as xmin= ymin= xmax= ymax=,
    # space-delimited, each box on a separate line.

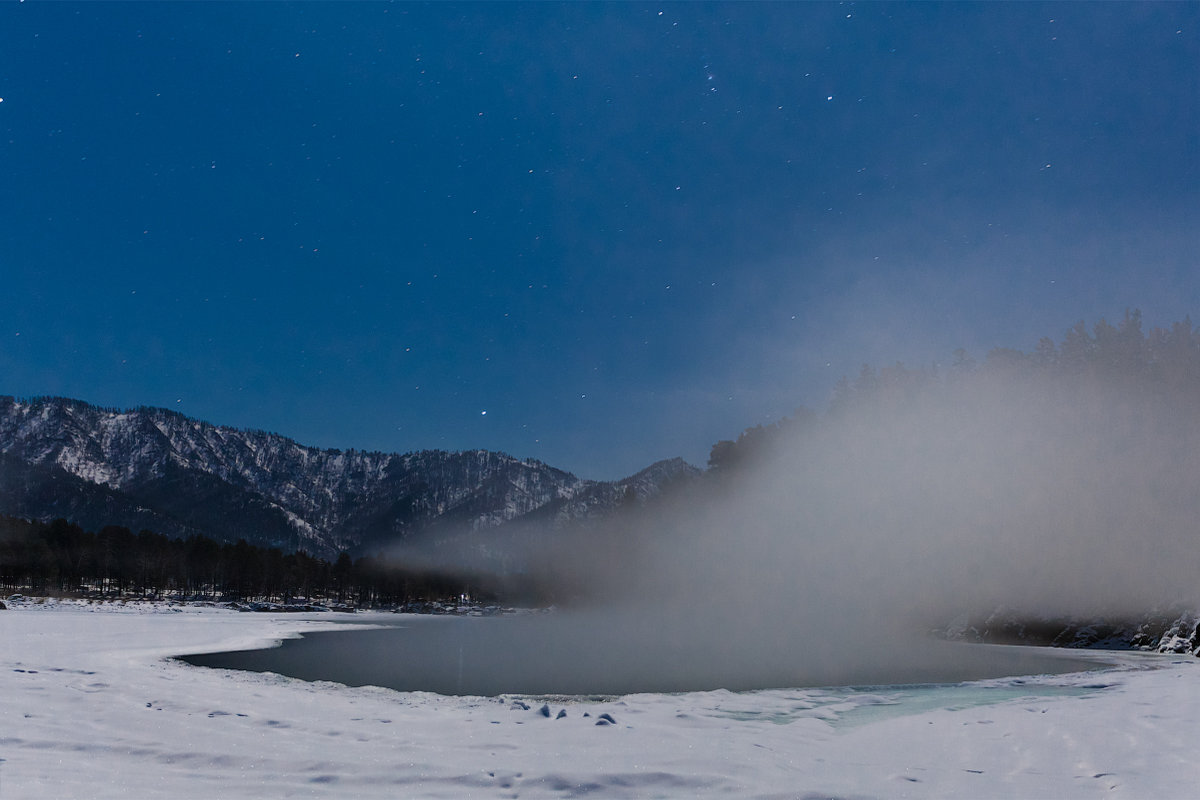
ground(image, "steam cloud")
xmin=379 ymin=363 xmax=1200 ymax=693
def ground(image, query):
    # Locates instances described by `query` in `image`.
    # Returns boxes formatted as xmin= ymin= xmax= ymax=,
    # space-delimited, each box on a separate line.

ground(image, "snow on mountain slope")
xmin=0 ymin=396 xmax=700 ymax=557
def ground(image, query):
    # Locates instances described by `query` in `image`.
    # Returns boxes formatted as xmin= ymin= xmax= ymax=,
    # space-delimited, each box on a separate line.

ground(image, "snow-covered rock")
xmin=940 ymin=607 xmax=1200 ymax=657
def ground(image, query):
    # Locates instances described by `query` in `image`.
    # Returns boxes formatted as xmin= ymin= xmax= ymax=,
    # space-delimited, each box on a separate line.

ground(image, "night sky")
xmin=2 ymin=2 xmax=1197 ymax=479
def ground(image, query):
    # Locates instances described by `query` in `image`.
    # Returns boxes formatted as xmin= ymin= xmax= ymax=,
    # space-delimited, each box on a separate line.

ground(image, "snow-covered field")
xmin=2 ymin=600 xmax=1198 ymax=799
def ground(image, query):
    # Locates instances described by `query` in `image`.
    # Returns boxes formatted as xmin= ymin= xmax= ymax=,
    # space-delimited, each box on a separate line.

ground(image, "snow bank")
xmin=2 ymin=601 xmax=1198 ymax=798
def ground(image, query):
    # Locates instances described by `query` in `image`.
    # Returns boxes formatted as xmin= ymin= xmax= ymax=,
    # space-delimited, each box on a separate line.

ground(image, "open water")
xmin=181 ymin=614 xmax=1106 ymax=696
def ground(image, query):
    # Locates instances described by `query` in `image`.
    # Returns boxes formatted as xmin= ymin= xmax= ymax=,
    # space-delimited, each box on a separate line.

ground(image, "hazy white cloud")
xmin=481 ymin=365 xmax=1200 ymax=691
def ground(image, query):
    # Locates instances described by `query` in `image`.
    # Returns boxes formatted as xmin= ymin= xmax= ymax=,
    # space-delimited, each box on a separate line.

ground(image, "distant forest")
xmin=3 ymin=311 xmax=1198 ymax=607
xmin=707 ymin=310 xmax=1200 ymax=471
xmin=0 ymin=515 xmax=508 ymax=607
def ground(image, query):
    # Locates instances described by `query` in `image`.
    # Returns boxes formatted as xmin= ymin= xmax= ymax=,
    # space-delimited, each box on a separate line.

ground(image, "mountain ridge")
xmin=0 ymin=395 xmax=700 ymax=558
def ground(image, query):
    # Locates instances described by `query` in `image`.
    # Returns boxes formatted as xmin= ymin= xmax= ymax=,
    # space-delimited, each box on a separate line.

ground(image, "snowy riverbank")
xmin=2 ymin=600 xmax=1198 ymax=798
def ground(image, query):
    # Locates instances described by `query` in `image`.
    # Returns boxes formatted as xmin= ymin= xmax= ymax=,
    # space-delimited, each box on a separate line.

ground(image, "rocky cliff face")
xmin=0 ymin=396 xmax=700 ymax=558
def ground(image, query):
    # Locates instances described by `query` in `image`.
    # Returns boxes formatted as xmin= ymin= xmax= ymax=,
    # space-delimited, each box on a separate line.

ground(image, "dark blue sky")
xmin=2 ymin=2 xmax=1197 ymax=479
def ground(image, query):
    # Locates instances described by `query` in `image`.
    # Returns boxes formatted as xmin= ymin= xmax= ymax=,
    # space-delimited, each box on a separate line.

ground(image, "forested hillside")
xmin=0 ymin=514 xmax=514 ymax=607
xmin=709 ymin=310 xmax=1200 ymax=472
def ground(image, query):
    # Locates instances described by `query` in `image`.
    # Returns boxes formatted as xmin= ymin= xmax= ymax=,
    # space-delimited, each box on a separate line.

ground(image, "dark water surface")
xmin=180 ymin=615 xmax=1104 ymax=696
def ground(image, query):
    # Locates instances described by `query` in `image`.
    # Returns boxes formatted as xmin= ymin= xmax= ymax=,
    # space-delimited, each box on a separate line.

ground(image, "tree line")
xmin=0 ymin=515 xmax=504 ymax=607
xmin=707 ymin=310 xmax=1200 ymax=472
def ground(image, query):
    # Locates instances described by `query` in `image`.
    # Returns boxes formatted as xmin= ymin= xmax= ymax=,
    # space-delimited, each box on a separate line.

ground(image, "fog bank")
xmin=383 ymin=347 xmax=1200 ymax=691
xmin=504 ymin=366 xmax=1200 ymax=689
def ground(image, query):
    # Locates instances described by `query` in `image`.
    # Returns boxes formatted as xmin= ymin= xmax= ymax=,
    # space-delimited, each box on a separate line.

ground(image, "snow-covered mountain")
xmin=0 ymin=396 xmax=700 ymax=557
